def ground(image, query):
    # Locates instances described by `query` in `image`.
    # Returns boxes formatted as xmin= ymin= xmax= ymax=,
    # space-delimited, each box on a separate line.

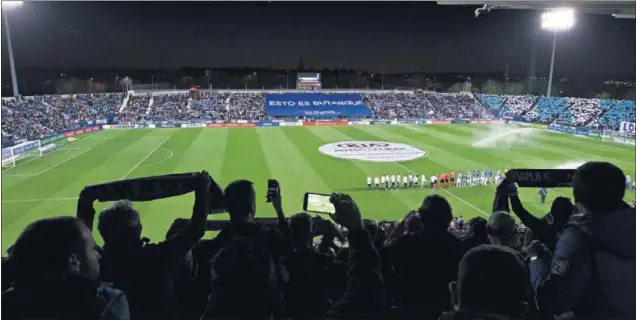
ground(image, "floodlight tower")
xmin=541 ymin=8 xmax=575 ymax=97
xmin=2 ymin=1 xmax=23 ymax=97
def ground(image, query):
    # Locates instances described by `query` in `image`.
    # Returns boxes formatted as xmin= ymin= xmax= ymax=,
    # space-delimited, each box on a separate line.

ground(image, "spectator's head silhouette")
xmin=450 ymin=245 xmax=529 ymax=319
xmin=573 ymin=161 xmax=626 ymax=215
xmin=363 ymin=219 xmax=380 ymax=240
xmin=207 ymin=237 xmax=282 ymax=319
xmin=487 ymin=212 xmax=517 ymax=247
xmin=550 ymin=196 xmax=574 ymax=225
xmin=10 ymin=217 xmax=101 ymax=283
xmin=98 ymin=200 xmax=142 ymax=248
xmin=417 ymin=194 xmax=452 ymax=231
xmin=289 ymin=212 xmax=313 ymax=249
xmin=224 ymin=179 xmax=256 ymax=222
xmin=468 ymin=217 xmax=487 ymax=239
xmin=405 ymin=214 xmax=423 ymax=233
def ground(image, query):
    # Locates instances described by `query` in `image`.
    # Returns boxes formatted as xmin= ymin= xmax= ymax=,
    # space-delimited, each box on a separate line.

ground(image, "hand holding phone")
xmin=266 ymin=179 xmax=280 ymax=203
xmin=303 ymin=192 xmax=335 ymax=214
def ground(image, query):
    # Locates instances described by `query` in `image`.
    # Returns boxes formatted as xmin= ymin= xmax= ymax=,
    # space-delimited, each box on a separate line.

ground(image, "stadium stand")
xmin=2 ymin=91 xmax=635 ymax=138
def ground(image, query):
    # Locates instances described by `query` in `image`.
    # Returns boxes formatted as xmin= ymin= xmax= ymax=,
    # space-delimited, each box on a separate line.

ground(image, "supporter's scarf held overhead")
xmin=83 ymin=172 xmax=226 ymax=213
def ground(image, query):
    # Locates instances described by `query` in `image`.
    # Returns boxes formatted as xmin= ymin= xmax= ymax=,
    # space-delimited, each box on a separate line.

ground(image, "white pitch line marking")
xmin=120 ymin=136 xmax=171 ymax=180
xmin=393 ymin=161 xmax=489 ymax=217
xmin=2 ymin=197 xmax=77 ymax=203
xmin=137 ymin=148 xmax=174 ymax=169
xmin=34 ymin=148 xmax=93 ymax=176
xmin=2 ymin=130 xmax=104 ymax=173
xmin=83 ymin=136 xmax=171 ymax=140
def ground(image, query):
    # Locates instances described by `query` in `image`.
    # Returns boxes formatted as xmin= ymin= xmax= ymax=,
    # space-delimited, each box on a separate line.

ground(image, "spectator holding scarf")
xmin=527 ymin=161 xmax=636 ymax=319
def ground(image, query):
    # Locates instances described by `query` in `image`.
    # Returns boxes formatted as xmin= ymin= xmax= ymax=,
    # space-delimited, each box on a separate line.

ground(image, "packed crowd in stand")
xmin=2 ymin=91 xmax=635 ymax=139
xmin=2 ymin=162 xmax=635 ymax=320
xmin=2 ymin=93 xmax=123 ymax=139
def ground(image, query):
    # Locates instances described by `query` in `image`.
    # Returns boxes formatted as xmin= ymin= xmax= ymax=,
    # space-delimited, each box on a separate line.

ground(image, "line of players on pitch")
xmin=366 ymin=169 xmax=505 ymax=191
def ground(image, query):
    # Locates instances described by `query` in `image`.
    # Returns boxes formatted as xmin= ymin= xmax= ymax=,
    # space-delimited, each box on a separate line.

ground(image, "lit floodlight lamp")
xmin=541 ymin=8 xmax=575 ymax=31
xmin=2 ymin=1 xmax=23 ymax=8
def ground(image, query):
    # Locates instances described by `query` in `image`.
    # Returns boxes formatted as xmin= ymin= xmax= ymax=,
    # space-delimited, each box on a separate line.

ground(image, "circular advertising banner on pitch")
xmin=319 ymin=141 xmax=427 ymax=162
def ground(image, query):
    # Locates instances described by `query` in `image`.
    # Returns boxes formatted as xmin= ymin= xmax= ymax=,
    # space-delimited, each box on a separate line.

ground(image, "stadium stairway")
xmin=119 ymin=94 xmax=130 ymax=112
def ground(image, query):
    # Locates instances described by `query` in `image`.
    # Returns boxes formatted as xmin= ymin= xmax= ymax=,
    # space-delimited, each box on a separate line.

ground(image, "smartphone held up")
xmin=303 ymin=192 xmax=336 ymax=214
xmin=266 ymin=179 xmax=280 ymax=203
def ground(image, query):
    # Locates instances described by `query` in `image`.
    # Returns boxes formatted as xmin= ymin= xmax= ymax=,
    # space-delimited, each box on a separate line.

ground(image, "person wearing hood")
xmin=525 ymin=161 xmax=636 ymax=319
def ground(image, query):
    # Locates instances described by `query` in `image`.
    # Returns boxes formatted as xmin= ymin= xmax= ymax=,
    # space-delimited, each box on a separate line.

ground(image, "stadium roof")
xmin=437 ymin=1 xmax=636 ymax=19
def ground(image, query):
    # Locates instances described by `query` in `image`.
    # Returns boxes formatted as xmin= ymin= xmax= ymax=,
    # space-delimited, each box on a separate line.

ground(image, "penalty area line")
xmin=392 ymin=162 xmax=489 ymax=217
xmin=137 ymin=148 xmax=174 ymax=169
xmin=120 ymin=136 xmax=171 ymax=180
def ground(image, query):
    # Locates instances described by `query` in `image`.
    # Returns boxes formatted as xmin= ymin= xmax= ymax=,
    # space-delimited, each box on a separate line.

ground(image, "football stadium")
xmin=2 ymin=111 xmax=636 ymax=253
xmin=2 ymin=1 xmax=636 ymax=320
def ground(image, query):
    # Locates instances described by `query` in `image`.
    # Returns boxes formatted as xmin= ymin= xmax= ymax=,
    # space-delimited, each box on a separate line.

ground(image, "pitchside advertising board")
xmin=265 ymin=93 xmax=373 ymax=118
xmin=319 ymin=141 xmax=428 ymax=162
xmin=619 ymin=121 xmax=635 ymax=134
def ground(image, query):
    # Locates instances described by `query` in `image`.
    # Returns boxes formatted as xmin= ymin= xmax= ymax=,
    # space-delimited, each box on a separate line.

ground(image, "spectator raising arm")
xmin=158 ymin=171 xmax=210 ymax=259
xmin=326 ymin=193 xmax=386 ymax=319
xmin=271 ymin=184 xmax=292 ymax=245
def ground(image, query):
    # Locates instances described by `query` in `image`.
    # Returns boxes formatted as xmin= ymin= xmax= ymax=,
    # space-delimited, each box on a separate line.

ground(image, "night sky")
xmin=1 ymin=1 xmax=634 ymax=76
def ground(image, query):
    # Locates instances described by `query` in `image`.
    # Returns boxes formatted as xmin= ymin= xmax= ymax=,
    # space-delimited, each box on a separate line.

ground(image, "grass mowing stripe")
xmin=220 ymin=127 xmax=273 ymax=217
xmin=346 ymin=125 xmax=493 ymax=217
xmin=256 ymin=127 xmax=331 ymax=215
xmin=357 ymin=125 xmax=484 ymax=169
xmin=131 ymin=129 xmax=207 ymax=242
xmin=285 ymin=127 xmax=411 ymax=220
xmin=398 ymin=125 xmax=542 ymax=167
xmin=309 ymin=126 xmax=419 ymax=216
xmin=120 ymin=136 xmax=171 ymax=180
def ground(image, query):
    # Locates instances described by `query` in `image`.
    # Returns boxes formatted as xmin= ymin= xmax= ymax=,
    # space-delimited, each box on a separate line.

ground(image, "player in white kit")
xmin=403 ymin=175 xmax=408 ymax=189
xmin=367 ymin=176 xmax=372 ymax=190
xmin=421 ymin=173 xmax=426 ymax=189
xmin=374 ymin=176 xmax=380 ymax=190
xmin=391 ymin=174 xmax=396 ymax=189
xmin=380 ymin=175 xmax=386 ymax=190
xmin=413 ymin=174 xmax=418 ymax=189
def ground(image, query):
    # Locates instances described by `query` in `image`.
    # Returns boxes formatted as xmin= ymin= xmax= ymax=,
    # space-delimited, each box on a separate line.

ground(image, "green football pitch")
xmin=2 ymin=125 xmax=635 ymax=253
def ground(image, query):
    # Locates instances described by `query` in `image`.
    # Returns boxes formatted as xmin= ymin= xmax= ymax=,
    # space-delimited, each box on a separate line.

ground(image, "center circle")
xmin=318 ymin=141 xmax=428 ymax=162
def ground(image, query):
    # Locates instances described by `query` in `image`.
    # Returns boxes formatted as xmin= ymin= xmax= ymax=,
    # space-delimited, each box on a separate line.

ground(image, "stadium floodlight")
xmin=2 ymin=0 xmax=23 ymax=97
xmin=2 ymin=1 xmax=23 ymax=8
xmin=541 ymin=8 xmax=575 ymax=98
xmin=541 ymin=8 xmax=575 ymax=31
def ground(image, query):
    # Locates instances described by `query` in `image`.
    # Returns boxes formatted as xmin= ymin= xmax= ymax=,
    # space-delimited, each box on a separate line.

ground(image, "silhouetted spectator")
xmin=382 ymin=195 xmax=464 ymax=318
xmin=487 ymin=212 xmax=518 ymax=249
xmin=201 ymin=238 xmax=285 ymax=319
xmin=439 ymin=245 xmax=530 ymax=320
xmin=528 ymin=161 xmax=636 ymax=318
xmin=2 ymin=217 xmax=130 ymax=320
xmin=511 ymin=191 xmax=574 ymax=251
xmin=325 ymin=193 xmax=386 ymax=319
xmin=194 ymin=179 xmax=290 ymax=275
xmin=280 ymin=213 xmax=338 ymax=319
xmin=97 ymin=173 xmax=210 ymax=320
xmin=337 ymin=219 xmax=379 ymax=262
xmin=462 ymin=217 xmax=489 ymax=251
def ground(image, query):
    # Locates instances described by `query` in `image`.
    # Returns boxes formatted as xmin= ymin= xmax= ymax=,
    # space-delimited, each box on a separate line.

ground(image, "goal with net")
xmin=601 ymin=130 xmax=636 ymax=146
xmin=1 ymin=140 xmax=43 ymax=168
